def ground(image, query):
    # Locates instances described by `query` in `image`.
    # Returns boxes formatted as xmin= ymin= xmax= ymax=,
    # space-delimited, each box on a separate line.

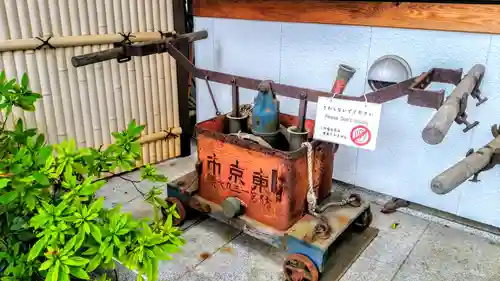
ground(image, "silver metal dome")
xmin=367 ymin=55 xmax=412 ymax=91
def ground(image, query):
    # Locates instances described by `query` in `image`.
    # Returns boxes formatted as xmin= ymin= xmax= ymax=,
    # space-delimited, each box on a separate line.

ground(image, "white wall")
xmin=194 ymin=17 xmax=500 ymax=227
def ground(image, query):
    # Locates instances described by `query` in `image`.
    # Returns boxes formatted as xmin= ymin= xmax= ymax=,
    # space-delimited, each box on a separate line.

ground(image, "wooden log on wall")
xmin=193 ymin=0 xmax=500 ymax=34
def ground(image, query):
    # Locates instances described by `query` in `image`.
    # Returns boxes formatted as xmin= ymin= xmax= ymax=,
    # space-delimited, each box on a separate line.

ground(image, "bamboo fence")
xmin=0 ymin=0 xmax=181 ymax=165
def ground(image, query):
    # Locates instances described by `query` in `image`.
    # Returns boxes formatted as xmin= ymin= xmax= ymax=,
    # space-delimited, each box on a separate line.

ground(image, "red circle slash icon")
xmin=350 ymin=125 xmax=371 ymax=146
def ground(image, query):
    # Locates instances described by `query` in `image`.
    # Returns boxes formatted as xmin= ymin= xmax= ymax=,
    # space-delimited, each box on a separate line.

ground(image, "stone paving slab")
xmin=106 ymin=155 xmax=500 ymax=281
xmin=181 ymin=233 xmax=286 ymax=281
xmin=391 ymin=223 xmax=500 ymax=281
xmin=339 ymin=204 xmax=429 ymax=281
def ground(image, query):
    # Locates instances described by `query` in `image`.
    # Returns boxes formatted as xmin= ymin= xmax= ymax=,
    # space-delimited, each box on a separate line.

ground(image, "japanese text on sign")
xmin=313 ymin=97 xmax=382 ymax=150
xmin=205 ymin=154 xmax=283 ymax=210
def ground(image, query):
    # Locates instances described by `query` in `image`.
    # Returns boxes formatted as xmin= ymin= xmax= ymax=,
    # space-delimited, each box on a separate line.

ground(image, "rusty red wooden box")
xmin=195 ymin=113 xmax=335 ymax=231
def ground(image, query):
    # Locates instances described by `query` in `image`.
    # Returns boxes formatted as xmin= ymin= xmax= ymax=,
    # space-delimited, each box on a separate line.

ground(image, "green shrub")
xmin=0 ymin=71 xmax=184 ymax=281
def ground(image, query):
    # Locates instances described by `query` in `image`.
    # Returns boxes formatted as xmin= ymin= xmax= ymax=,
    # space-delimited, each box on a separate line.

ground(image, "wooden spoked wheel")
xmin=164 ymin=197 xmax=186 ymax=226
xmin=283 ymin=253 xmax=319 ymax=281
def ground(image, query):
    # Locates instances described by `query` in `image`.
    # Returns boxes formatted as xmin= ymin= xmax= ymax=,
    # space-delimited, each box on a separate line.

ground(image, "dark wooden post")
xmin=173 ymin=0 xmax=192 ymax=157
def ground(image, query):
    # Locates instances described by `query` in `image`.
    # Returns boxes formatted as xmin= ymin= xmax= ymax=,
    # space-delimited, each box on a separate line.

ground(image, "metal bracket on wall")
xmin=72 ymin=29 xmax=468 ymax=111
xmin=406 ymin=68 xmax=463 ymax=110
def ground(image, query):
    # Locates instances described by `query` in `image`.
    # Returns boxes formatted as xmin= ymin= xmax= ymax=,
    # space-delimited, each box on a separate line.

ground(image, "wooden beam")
xmin=193 ymin=0 xmax=500 ymax=34
xmin=174 ymin=0 xmax=192 ymax=157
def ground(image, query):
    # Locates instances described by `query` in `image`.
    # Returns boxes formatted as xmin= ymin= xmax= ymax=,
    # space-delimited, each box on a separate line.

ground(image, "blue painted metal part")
xmin=251 ymin=88 xmax=279 ymax=135
xmin=285 ymin=235 xmax=329 ymax=272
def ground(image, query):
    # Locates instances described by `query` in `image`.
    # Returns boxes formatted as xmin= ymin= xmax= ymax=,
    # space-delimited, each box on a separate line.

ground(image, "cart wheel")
xmin=352 ymin=207 xmax=373 ymax=232
xmin=164 ymin=197 xmax=186 ymax=226
xmin=283 ymin=253 xmax=319 ymax=281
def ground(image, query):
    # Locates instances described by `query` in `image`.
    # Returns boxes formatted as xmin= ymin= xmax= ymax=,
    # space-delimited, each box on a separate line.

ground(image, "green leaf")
xmin=69 ymin=267 xmax=89 ymax=280
xmin=0 ymin=191 xmax=17 ymax=204
xmin=39 ymin=259 xmax=54 ymax=271
xmin=104 ymin=244 xmax=114 ymax=263
xmin=59 ymin=271 xmax=70 ymax=281
xmin=86 ymin=254 xmax=102 ymax=272
xmin=36 ymin=133 xmax=46 ymax=147
xmin=61 ymin=263 xmax=70 ymax=274
xmin=83 ymin=222 xmax=90 ymax=233
xmin=21 ymin=73 xmax=29 ymax=89
xmin=33 ymin=172 xmax=50 ymax=185
xmin=74 ymin=226 xmax=86 ymax=249
xmin=88 ymin=197 xmax=104 ymax=214
xmin=61 ymin=235 xmax=77 ymax=255
xmin=28 ymin=235 xmax=48 ymax=261
xmin=52 ymin=260 xmax=60 ymax=281
xmin=55 ymin=201 xmax=68 ymax=216
xmin=0 ymin=178 xmax=10 ymax=189
xmin=161 ymin=244 xmax=181 ymax=254
xmin=72 ymin=162 xmax=88 ymax=175
xmin=62 ymin=256 xmax=88 ymax=266
xmin=81 ymin=247 xmax=98 ymax=256
xmin=45 ymin=267 xmax=54 ymax=281
xmin=79 ymin=181 xmax=105 ymax=196
xmin=89 ymin=223 xmax=102 ymax=243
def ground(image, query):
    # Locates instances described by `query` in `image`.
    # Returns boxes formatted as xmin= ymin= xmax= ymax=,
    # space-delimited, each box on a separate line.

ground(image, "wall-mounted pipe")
xmin=332 ymin=64 xmax=355 ymax=95
xmin=422 ymin=64 xmax=485 ymax=145
xmin=431 ymin=127 xmax=500 ymax=194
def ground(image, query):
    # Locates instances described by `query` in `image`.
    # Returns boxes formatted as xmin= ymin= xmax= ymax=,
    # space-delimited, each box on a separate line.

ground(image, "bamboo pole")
xmin=29 ymin=0 xmax=57 ymax=143
xmin=154 ymin=0 xmax=169 ymax=161
xmin=122 ymin=0 xmax=140 ymax=131
xmin=138 ymin=0 xmax=157 ymax=164
xmin=90 ymin=0 xmax=110 ymax=146
xmin=0 ymin=1 xmax=13 ymax=129
xmin=113 ymin=0 xmax=132 ymax=129
xmin=62 ymin=0 xmax=86 ymax=147
xmin=26 ymin=0 xmax=49 ymax=137
xmin=15 ymin=0 xmax=36 ymax=128
xmin=0 ymin=32 xmax=164 ymax=52
xmin=129 ymin=0 xmax=149 ymax=165
xmin=50 ymin=0 xmax=76 ymax=141
xmin=146 ymin=0 xmax=162 ymax=162
xmin=167 ymin=0 xmax=181 ymax=156
xmin=97 ymin=0 xmax=117 ymax=136
xmin=73 ymin=0 xmax=94 ymax=147
xmin=123 ymin=0 xmax=144 ymax=165
xmin=39 ymin=0 xmax=67 ymax=143
xmin=105 ymin=0 xmax=125 ymax=133
xmin=160 ymin=0 xmax=176 ymax=159
xmin=139 ymin=127 xmax=182 ymax=144
xmin=106 ymin=0 xmax=124 ymax=173
xmin=5 ymin=0 xmax=26 ymax=128
xmin=83 ymin=0 xmax=103 ymax=146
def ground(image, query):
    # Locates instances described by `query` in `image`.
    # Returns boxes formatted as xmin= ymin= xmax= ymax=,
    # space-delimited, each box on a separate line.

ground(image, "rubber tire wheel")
xmin=164 ymin=197 xmax=186 ymax=226
xmin=351 ymin=207 xmax=373 ymax=232
xmin=283 ymin=253 xmax=319 ymax=281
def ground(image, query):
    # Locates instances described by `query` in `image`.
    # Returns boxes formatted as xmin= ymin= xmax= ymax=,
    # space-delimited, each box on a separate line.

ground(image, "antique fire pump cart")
xmin=72 ymin=30 xmax=479 ymax=281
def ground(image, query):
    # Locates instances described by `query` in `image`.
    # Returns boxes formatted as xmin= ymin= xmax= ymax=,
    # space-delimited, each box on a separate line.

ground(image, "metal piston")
xmin=226 ymin=113 xmax=249 ymax=134
xmin=288 ymin=126 xmax=309 ymax=151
